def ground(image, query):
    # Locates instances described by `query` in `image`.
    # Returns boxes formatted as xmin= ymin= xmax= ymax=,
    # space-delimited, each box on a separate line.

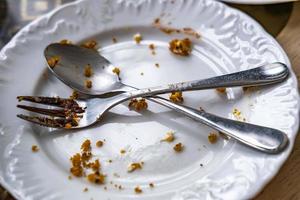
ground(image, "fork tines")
xmin=17 ymin=96 xmax=84 ymax=128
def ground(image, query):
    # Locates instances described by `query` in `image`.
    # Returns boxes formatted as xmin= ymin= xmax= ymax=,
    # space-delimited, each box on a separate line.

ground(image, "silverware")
xmin=16 ymin=43 xmax=289 ymax=153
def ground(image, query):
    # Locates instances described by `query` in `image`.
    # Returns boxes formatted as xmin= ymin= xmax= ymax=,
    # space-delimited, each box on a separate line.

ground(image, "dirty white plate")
xmin=0 ymin=0 xmax=299 ymax=199
xmin=221 ymin=0 xmax=297 ymax=4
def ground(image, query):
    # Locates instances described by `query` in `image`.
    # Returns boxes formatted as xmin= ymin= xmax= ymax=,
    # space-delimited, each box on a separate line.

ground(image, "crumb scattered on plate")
xmin=216 ymin=87 xmax=226 ymax=94
xmin=120 ymin=149 xmax=126 ymax=154
xmin=169 ymin=91 xmax=184 ymax=103
xmin=81 ymin=40 xmax=98 ymax=49
xmin=128 ymin=98 xmax=148 ymax=111
xmin=149 ymin=183 xmax=154 ymax=188
xmin=31 ymin=145 xmax=39 ymax=152
xmin=112 ymin=37 xmax=118 ymax=43
xmin=134 ymin=186 xmax=142 ymax=194
xmin=60 ymin=39 xmax=72 ymax=45
xmin=83 ymin=187 xmax=88 ymax=192
xmin=149 ymin=43 xmax=156 ymax=55
xmin=128 ymin=162 xmax=143 ymax=172
xmin=69 ymin=90 xmax=79 ymax=100
xmin=96 ymin=140 xmax=104 ymax=147
xmin=169 ymin=38 xmax=192 ymax=56
xmin=155 ymin=63 xmax=160 ymax=68
xmin=140 ymin=72 xmax=144 ymax=76
xmin=173 ymin=143 xmax=184 ymax=152
xmin=84 ymin=64 xmax=93 ymax=77
xmin=208 ymin=132 xmax=218 ymax=144
xmin=133 ymin=33 xmax=142 ymax=44
xmin=233 ymin=108 xmax=246 ymax=121
xmin=47 ymin=55 xmax=60 ymax=68
xmin=161 ymin=131 xmax=175 ymax=142
xmin=85 ymin=80 xmax=92 ymax=88
xmin=112 ymin=67 xmax=120 ymax=76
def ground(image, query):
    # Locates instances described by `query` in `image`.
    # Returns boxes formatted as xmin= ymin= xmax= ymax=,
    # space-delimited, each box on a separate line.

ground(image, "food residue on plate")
xmin=169 ymin=38 xmax=192 ymax=56
xmin=169 ymin=91 xmax=184 ymax=103
xmin=84 ymin=64 xmax=93 ymax=77
xmin=85 ymin=80 xmax=92 ymax=88
xmin=47 ymin=55 xmax=60 ymax=68
xmin=149 ymin=43 xmax=156 ymax=55
xmin=233 ymin=108 xmax=246 ymax=121
xmin=81 ymin=40 xmax=98 ymax=49
xmin=31 ymin=145 xmax=39 ymax=152
xmin=149 ymin=183 xmax=154 ymax=188
xmin=216 ymin=87 xmax=226 ymax=94
xmin=83 ymin=187 xmax=88 ymax=192
xmin=60 ymin=39 xmax=72 ymax=45
xmin=128 ymin=162 xmax=143 ymax=172
xmin=134 ymin=186 xmax=143 ymax=194
xmin=133 ymin=33 xmax=142 ymax=44
xmin=112 ymin=67 xmax=121 ymax=76
xmin=128 ymin=98 xmax=148 ymax=111
xmin=69 ymin=90 xmax=79 ymax=100
xmin=208 ymin=132 xmax=218 ymax=144
xmin=173 ymin=143 xmax=184 ymax=152
xmin=161 ymin=131 xmax=175 ymax=142
xmin=155 ymin=63 xmax=160 ymax=68
xmin=120 ymin=149 xmax=126 ymax=154
xmin=112 ymin=37 xmax=118 ymax=43
xmin=96 ymin=140 xmax=104 ymax=147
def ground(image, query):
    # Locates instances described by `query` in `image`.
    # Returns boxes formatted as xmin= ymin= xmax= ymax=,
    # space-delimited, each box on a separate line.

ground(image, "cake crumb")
xmin=169 ymin=91 xmax=184 ymax=103
xmin=169 ymin=38 xmax=192 ymax=56
xmin=149 ymin=183 xmax=154 ymax=188
xmin=69 ymin=90 xmax=79 ymax=100
xmin=134 ymin=186 xmax=143 ymax=194
xmin=96 ymin=140 xmax=104 ymax=148
xmin=173 ymin=143 xmax=184 ymax=152
xmin=87 ymin=173 xmax=105 ymax=184
xmin=68 ymin=175 xmax=72 ymax=180
xmin=47 ymin=56 xmax=60 ymax=68
xmin=81 ymin=40 xmax=97 ymax=49
xmin=64 ymin=123 xmax=72 ymax=129
xmin=84 ymin=64 xmax=93 ymax=77
xmin=128 ymin=162 xmax=143 ymax=172
xmin=60 ymin=39 xmax=72 ymax=45
xmin=83 ymin=187 xmax=88 ymax=192
xmin=216 ymin=87 xmax=226 ymax=94
xmin=161 ymin=131 xmax=175 ymax=142
xmin=85 ymin=80 xmax=92 ymax=88
xmin=155 ymin=63 xmax=160 ymax=68
xmin=208 ymin=132 xmax=218 ymax=144
xmin=128 ymin=98 xmax=148 ymax=111
xmin=31 ymin=145 xmax=39 ymax=152
xmin=133 ymin=33 xmax=142 ymax=44
xmin=120 ymin=149 xmax=126 ymax=154
xmin=108 ymin=159 xmax=113 ymax=163
xmin=112 ymin=67 xmax=121 ymax=76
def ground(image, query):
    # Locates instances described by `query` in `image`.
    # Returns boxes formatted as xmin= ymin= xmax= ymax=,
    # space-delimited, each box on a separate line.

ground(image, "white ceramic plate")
xmin=221 ymin=0 xmax=297 ymax=4
xmin=0 ymin=0 xmax=299 ymax=199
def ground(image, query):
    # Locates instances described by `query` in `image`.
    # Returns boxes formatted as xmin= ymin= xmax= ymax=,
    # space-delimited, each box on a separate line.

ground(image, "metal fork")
xmin=17 ymin=94 xmax=288 ymax=153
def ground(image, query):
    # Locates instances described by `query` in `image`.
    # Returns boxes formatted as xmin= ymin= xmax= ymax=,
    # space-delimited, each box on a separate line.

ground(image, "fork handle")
xmin=148 ymin=96 xmax=288 ymax=154
xmin=126 ymin=63 xmax=289 ymax=98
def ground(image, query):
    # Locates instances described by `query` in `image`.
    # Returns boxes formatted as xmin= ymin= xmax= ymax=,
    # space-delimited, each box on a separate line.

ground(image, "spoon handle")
xmin=149 ymin=96 xmax=288 ymax=154
xmin=128 ymin=62 xmax=289 ymax=98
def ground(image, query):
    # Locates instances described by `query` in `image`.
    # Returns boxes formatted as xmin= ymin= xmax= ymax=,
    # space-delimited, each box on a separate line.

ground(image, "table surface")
xmin=0 ymin=1 xmax=299 ymax=200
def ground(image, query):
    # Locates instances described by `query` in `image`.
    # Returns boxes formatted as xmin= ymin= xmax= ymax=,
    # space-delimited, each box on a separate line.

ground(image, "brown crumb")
xmin=133 ymin=33 xmax=142 ymax=44
xmin=134 ymin=186 xmax=142 ymax=194
xmin=85 ymin=80 xmax=92 ymax=88
xmin=87 ymin=172 xmax=105 ymax=184
xmin=47 ymin=55 xmax=60 ymax=68
xmin=120 ymin=149 xmax=126 ymax=154
xmin=70 ymin=153 xmax=84 ymax=177
xmin=112 ymin=37 xmax=118 ymax=43
xmin=169 ymin=91 xmax=184 ymax=103
xmin=96 ymin=140 xmax=104 ymax=148
xmin=31 ymin=145 xmax=39 ymax=152
xmin=155 ymin=63 xmax=160 ymax=68
xmin=128 ymin=98 xmax=148 ymax=111
xmin=112 ymin=67 xmax=120 ymax=76
xmin=216 ymin=87 xmax=226 ymax=94
xmin=173 ymin=143 xmax=184 ymax=152
xmin=161 ymin=131 xmax=175 ymax=142
xmin=69 ymin=90 xmax=79 ymax=100
xmin=104 ymin=186 xmax=107 ymax=190
xmin=108 ymin=159 xmax=113 ymax=163
xmin=169 ymin=38 xmax=192 ymax=56
xmin=60 ymin=39 xmax=72 ymax=45
xmin=83 ymin=187 xmax=88 ymax=192
xmin=84 ymin=64 xmax=93 ymax=77
xmin=68 ymin=175 xmax=72 ymax=180
xmin=65 ymin=123 xmax=72 ymax=129
xmin=81 ymin=40 xmax=97 ymax=49
xmin=81 ymin=140 xmax=91 ymax=152
xmin=128 ymin=162 xmax=143 ymax=172
xmin=208 ymin=132 xmax=218 ymax=144
xmin=118 ymin=185 xmax=123 ymax=190
xmin=149 ymin=43 xmax=155 ymax=50
xmin=149 ymin=183 xmax=154 ymax=188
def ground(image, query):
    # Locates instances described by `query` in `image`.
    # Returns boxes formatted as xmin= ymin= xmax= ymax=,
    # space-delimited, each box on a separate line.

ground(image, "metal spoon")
xmin=43 ymin=43 xmax=289 ymax=153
